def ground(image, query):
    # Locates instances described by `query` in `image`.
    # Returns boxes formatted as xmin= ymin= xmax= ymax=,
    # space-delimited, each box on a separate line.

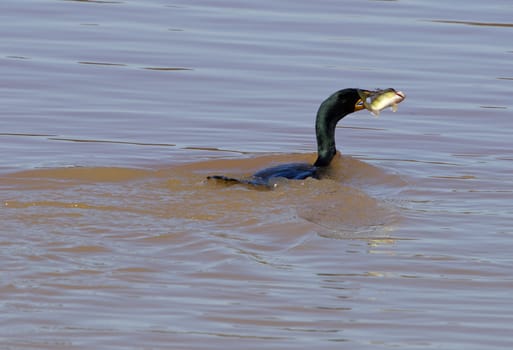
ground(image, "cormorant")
xmin=208 ymin=88 xmax=370 ymax=187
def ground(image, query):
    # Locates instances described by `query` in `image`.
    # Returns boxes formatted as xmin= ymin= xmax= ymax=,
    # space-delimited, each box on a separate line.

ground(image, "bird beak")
xmin=355 ymin=89 xmax=371 ymax=111
xmin=354 ymin=98 xmax=366 ymax=111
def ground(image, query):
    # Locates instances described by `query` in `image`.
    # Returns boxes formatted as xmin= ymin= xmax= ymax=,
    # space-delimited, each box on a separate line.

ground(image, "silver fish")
xmin=358 ymin=88 xmax=406 ymax=116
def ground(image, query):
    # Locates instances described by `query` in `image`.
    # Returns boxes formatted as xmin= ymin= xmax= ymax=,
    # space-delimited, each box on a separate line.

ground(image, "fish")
xmin=358 ymin=88 xmax=406 ymax=116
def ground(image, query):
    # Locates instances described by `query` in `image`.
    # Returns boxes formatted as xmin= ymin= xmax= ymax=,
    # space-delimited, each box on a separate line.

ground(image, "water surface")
xmin=1 ymin=0 xmax=513 ymax=349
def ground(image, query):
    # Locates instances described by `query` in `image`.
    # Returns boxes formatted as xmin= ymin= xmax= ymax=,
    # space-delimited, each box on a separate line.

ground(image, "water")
xmin=1 ymin=0 xmax=513 ymax=349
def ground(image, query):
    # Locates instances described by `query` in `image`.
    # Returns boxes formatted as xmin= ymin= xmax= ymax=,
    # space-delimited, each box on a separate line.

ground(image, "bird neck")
xmin=313 ymin=97 xmax=349 ymax=167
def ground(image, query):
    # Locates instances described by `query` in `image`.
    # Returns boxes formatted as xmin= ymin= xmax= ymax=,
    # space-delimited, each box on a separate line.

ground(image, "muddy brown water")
xmin=1 ymin=0 xmax=513 ymax=349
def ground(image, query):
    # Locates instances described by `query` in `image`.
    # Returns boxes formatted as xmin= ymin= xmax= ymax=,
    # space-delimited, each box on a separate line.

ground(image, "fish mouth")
xmin=395 ymin=90 xmax=406 ymax=100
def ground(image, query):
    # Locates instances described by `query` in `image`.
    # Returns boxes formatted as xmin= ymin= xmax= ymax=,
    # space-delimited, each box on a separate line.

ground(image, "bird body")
xmin=209 ymin=163 xmax=318 ymax=187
